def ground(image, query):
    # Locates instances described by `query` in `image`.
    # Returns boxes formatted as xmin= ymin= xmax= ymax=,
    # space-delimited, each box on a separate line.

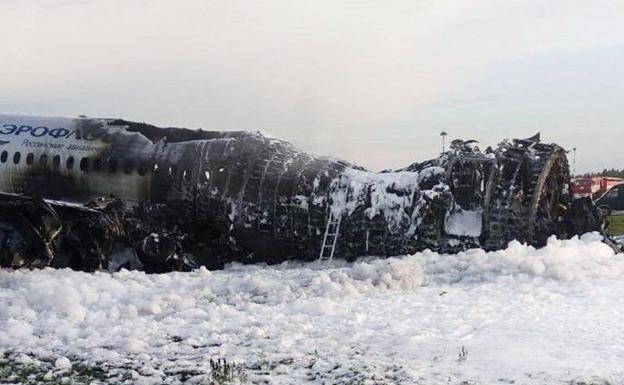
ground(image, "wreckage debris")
xmin=0 ymin=114 xmax=615 ymax=272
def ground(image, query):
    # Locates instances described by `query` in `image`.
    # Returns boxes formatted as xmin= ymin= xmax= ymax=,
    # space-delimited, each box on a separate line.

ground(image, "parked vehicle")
xmin=571 ymin=176 xmax=624 ymax=200
xmin=596 ymin=183 xmax=624 ymax=214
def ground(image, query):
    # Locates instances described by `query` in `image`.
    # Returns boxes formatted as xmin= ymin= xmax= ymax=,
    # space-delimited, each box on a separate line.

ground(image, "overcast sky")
xmin=1 ymin=0 xmax=622 ymax=172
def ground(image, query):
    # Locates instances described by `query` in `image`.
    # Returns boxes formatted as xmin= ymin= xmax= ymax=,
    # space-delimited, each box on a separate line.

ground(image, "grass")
xmin=0 ymin=361 xmax=41 ymax=384
xmin=457 ymin=346 xmax=468 ymax=362
xmin=0 ymin=358 xmax=109 ymax=385
xmin=608 ymin=213 xmax=624 ymax=235
xmin=0 ymin=353 xmax=249 ymax=385
xmin=208 ymin=358 xmax=248 ymax=384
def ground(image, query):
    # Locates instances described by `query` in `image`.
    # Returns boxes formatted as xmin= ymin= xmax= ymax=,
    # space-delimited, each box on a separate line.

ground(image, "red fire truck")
xmin=571 ymin=176 xmax=624 ymax=200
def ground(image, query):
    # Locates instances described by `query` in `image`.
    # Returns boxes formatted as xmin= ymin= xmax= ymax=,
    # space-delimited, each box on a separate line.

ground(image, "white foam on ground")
xmin=1 ymin=233 xmax=623 ymax=384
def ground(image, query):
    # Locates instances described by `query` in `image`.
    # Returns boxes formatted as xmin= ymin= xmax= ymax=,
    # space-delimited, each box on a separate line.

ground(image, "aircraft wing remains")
xmin=0 ymin=115 xmax=611 ymax=272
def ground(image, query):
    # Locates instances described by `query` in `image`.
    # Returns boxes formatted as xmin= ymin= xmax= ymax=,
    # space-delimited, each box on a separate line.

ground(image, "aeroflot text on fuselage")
xmin=20 ymin=139 xmax=102 ymax=152
xmin=0 ymin=124 xmax=104 ymax=141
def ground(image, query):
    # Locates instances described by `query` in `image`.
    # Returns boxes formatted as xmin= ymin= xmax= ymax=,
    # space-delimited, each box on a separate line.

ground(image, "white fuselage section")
xmin=0 ymin=114 xmax=155 ymax=204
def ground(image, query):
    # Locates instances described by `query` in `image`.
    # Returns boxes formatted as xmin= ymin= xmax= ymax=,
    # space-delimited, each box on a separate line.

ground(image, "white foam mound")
xmin=423 ymin=232 xmax=624 ymax=284
xmin=0 ymin=233 xmax=623 ymax=384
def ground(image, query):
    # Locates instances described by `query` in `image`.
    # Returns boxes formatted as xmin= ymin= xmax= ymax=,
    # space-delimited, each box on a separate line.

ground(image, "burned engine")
xmin=0 ymin=115 xmax=610 ymax=272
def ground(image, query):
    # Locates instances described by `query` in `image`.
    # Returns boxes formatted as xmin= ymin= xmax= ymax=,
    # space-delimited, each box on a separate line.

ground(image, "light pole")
xmin=440 ymin=131 xmax=448 ymax=153
xmin=573 ymin=147 xmax=577 ymax=176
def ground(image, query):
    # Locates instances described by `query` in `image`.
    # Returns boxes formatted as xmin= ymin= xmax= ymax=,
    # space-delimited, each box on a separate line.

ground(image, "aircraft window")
xmin=204 ymin=171 xmax=210 ymax=180
xmin=138 ymin=163 xmax=149 ymax=176
xmin=182 ymin=170 xmax=188 ymax=181
xmin=108 ymin=159 xmax=118 ymax=173
xmin=13 ymin=152 xmax=20 ymax=164
xmin=26 ymin=153 xmax=34 ymax=166
xmin=80 ymin=157 xmax=89 ymax=172
xmin=0 ymin=151 xmax=7 ymax=163
xmin=52 ymin=155 xmax=61 ymax=169
xmin=153 ymin=163 xmax=160 ymax=173
xmin=39 ymin=154 xmax=48 ymax=167
xmin=124 ymin=160 xmax=134 ymax=174
xmin=93 ymin=158 xmax=102 ymax=171
xmin=66 ymin=156 xmax=75 ymax=169
xmin=168 ymin=166 xmax=176 ymax=176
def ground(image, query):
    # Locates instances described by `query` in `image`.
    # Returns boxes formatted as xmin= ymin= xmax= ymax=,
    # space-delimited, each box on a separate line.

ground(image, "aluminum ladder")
xmin=318 ymin=210 xmax=342 ymax=263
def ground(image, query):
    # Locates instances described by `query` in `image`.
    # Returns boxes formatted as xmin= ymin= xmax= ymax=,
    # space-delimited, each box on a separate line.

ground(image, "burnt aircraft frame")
xmin=0 ymin=116 xmax=611 ymax=272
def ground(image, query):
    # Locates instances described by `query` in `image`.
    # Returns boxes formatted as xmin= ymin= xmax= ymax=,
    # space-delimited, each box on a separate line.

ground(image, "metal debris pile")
xmin=326 ymin=134 xmax=609 ymax=258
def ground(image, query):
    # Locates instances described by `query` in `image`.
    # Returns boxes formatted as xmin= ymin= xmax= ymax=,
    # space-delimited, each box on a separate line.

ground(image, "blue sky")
xmin=1 ymin=0 xmax=622 ymax=172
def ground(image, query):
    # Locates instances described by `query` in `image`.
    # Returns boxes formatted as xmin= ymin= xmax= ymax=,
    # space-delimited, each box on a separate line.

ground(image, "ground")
xmin=609 ymin=213 xmax=624 ymax=235
xmin=1 ymin=233 xmax=623 ymax=384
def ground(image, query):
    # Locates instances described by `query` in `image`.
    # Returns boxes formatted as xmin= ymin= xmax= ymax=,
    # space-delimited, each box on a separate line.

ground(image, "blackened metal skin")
xmin=0 ymin=116 xmax=358 ymax=269
xmin=0 ymin=115 xmax=611 ymax=271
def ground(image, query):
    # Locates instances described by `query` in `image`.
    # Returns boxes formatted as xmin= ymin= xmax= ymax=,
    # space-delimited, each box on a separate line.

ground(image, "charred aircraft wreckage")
xmin=0 ymin=114 xmax=615 ymax=272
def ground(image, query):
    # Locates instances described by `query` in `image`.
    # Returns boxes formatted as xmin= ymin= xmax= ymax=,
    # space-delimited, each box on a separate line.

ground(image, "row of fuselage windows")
xmin=0 ymin=150 xmax=189 ymax=177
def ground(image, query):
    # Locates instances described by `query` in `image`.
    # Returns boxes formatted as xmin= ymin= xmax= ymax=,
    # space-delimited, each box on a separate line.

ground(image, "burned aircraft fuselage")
xmin=0 ymin=114 xmax=606 ymax=271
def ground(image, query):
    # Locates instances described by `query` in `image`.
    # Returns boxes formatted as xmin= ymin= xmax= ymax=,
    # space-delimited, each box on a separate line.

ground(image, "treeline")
xmin=580 ymin=169 xmax=624 ymax=179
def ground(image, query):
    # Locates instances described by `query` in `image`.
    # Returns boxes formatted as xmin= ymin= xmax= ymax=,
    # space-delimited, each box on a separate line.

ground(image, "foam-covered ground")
xmin=1 ymin=233 xmax=624 ymax=384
